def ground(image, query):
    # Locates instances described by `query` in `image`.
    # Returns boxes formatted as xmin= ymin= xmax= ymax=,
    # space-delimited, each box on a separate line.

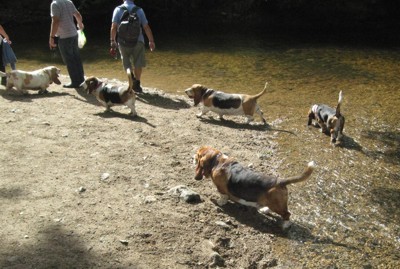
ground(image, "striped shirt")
xmin=50 ymin=0 xmax=78 ymax=39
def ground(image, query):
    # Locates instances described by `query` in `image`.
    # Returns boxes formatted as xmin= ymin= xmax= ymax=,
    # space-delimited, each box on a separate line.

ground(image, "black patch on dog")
xmin=316 ymin=104 xmax=336 ymax=123
xmin=101 ymin=85 xmax=122 ymax=103
xmin=227 ymin=162 xmax=278 ymax=202
xmin=212 ymin=91 xmax=241 ymax=109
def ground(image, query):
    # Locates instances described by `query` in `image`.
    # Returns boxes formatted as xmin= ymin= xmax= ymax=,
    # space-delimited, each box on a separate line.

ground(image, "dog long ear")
xmin=193 ymin=86 xmax=208 ymax=106
xmin=336 ymin=91 xmax=343 ymax=116
xmin=50 ymin=68 xmax=61 ymax=85
xmin=87 ymin=78 xmax=101 ymax=94
xmin=195 ymin=147 xmax=219 ymax=180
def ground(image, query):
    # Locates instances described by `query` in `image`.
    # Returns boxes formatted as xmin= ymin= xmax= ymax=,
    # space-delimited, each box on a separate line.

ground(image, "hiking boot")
xmin=134 ymin=80 xmax=143 ymax=93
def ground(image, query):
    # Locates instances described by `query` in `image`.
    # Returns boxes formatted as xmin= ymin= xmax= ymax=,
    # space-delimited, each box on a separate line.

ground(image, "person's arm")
xmin=143 ymin=24 xmax=155 ymax=51
xmin=73 ymin=11 xmax=84 ymax=30
xmin=110 ymin=22 xmax=118 ymax=48
xmin=0 ymin=25 xmax=11 ymax=43
xmin=49 ymin=16 xmax=60 ymax=49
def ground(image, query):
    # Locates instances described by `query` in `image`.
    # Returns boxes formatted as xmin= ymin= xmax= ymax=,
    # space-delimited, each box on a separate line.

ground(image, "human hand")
xmin=149 ymin=41 xmax=155 ymax=52
xmin=49 ymin=36 xmax=57 ymax=50
xmin=77 ymin=22 xmax=84 ymax=30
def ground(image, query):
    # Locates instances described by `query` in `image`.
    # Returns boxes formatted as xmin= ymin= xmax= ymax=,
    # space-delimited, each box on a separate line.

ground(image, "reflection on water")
xmin=10 ymin=26 xmax=400 ymax=267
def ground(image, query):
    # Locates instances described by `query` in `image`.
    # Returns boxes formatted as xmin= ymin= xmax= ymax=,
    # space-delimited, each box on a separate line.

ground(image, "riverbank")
xmin=0 ymin=75 xmax=399 ymax=268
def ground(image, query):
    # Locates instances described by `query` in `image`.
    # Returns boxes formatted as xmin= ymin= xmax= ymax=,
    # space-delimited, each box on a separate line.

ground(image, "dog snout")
xmin=194 ymin=166 xmax=204 ymax=180
xmin=79 ymin=81 xmax=87 ymax=92
xmin=185 ymin=88 xmax=194 ymax=98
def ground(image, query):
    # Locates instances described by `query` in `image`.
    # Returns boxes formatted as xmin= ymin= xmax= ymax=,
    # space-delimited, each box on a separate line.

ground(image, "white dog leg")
xmin=196 ymin=107 xmax=210 ymax=118
xmin=282 ymin=220 xmax=292 ymax=230
xmin=258 ymin=207 xmax=271 ymax=215
xmin=216 ymin=194 xmax=229 ymax=206
xmin=127 ymin=101 xmax=137 ymax=116
xmin=245 ymin=116 xmax=254 ymax=124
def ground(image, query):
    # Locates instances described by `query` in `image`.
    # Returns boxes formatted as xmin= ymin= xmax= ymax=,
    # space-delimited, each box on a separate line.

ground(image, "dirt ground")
xmin=0 ymin=76 xmax=291 ymax=268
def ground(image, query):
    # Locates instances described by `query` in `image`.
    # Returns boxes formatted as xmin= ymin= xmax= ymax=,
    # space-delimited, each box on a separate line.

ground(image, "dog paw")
xmin=259 ymin=207 xmax=271 ymax=215
xmin=216 ymin=196 xmax=228 ymax=206
xmin=282 ymin=221 xmax=292 ymax=230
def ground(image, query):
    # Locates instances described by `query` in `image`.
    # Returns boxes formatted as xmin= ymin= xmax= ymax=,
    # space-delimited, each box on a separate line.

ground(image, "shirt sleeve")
xmin=50 ymin=3 xmax=60 ymax=17
xmin=111 ymin=7 xmax=123 ymax=24
xmin=138 ymin=9 xmax=148 ymax=26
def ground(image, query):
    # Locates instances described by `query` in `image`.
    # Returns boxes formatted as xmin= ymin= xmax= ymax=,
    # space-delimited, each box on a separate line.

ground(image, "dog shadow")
xmin=360 ymin=130 xmax=400 ymax=165
xmin=199 ymin=117 xmax=296 ymax=135
xmin=0 ymin=89 xmax=72 ymax=102
xmin=336 ymin=135 xmax=363 ymax=151
xmin=216 ymin=201 xmax=302 ymax=235
xmin=216 ymin=201 xmax=357 ymax=249
xmin=72 ymin=88 xmax=101 ymax=106
xmin=136 ymin=91 xmax=191 ymax=110
xmin=308 ymin=125 xmax=363 ymax=151
xmin=94 ymin=111 xmax=156 ymax=128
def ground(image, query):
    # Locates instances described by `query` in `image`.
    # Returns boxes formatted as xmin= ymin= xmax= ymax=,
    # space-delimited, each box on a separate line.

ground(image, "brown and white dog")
xmin=185 ymin=82 xmax=269 ymax=124
xmin=194 ymin=146 xmax=315 ymax=230
xmin=307 ymin=91 xmax=345 ymax=144
xmin=79 ymin=68 xmax=137 ymax=116
xmin=0 ymin=66 xmax=61 ymax=94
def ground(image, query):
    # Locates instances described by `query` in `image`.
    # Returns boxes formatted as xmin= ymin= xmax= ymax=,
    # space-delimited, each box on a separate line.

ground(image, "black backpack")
xmin=117 ymin=5 xmax=141 ymax=47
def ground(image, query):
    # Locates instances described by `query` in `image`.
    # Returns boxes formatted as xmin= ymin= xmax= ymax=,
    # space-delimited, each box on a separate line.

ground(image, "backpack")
xmin=117 ymin=5 xmax=141 ymax=47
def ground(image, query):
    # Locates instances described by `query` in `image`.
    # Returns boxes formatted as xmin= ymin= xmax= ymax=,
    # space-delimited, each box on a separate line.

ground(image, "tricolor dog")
xmin=185 ymin=82 xmax=269 ymax=124
xmin=193 ymin=146 xmax=315 ymax=230
xmin=307 ymin=91 xmax=345 ymax=144
xmin=0 ymin=66 xmax=61 ymax=94
xmin=80 ymin=68 xmax=137 ymax=116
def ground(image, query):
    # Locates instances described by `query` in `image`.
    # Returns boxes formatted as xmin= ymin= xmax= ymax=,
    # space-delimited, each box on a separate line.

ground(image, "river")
xmin=9 ymin=24 xmax=400 ymax=267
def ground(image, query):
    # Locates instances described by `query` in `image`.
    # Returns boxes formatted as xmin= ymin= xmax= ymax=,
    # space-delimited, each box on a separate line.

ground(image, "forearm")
xmin=143 ymin=24 xmax=154 ymax=42
xmin=50 ymin=17 xmax=59 ymax=37
xmin=110 ymin=23 xmax=117 ymax=41
xmin=0 ymin=25 xmax=10 ymax=40
xmin=49 ymin=17 xmax=60 ymax=48
xmin=143 ymin=24 xmax=155 ymax=51
xmin=74 ymin=12 xmax=84 ymax=30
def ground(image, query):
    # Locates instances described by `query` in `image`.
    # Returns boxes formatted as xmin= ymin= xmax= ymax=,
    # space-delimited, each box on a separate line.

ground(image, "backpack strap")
xmin=119 ymin=4 xmax=141 ymax=14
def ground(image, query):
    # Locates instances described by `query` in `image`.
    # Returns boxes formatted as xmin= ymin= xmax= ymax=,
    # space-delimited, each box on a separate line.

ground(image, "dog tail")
xmin=253 ymin=82 xmax=269 ymax=99
xmin=127 ymin=68 xmax=134 ymax=92
xmin=277 ymin=161 xmax=315 ymax=186
xmin=336 ymin=90 xmax=343 ymax=116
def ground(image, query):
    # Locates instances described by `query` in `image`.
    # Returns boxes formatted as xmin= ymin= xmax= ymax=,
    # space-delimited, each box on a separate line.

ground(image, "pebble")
xmin=168 ymin=185 xmax=201 ymax=203
xmin=215 ymin=221 xmax=231 ymax=230
xmin=119 ymin=239 xmax=129 ymax=245
xmin=77 ymin=186 xmax=86 ymax=193
xmin=101 ymin=173 xmax=110 ymax=181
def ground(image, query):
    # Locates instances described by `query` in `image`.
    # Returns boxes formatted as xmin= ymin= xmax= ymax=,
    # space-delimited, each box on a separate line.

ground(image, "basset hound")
xmin=307 ymin=91 xmax=345 ymax=145
xmin=193 ymin=146 xmax=315 ymax=230
xmin=0 ymin=66 xmax=61 ymax=94
xmin=185 ymin=82 xmax=269 ymax=124
xmin=79 ymin=68 xmax=137 ymax=116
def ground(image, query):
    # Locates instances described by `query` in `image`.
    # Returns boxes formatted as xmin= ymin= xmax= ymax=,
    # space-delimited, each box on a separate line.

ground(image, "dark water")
xmin=10 ymin=24 xmax=400 ymax=267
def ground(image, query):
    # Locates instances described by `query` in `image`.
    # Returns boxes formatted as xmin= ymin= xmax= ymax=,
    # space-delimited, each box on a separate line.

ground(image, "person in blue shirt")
xmin=110 ymin=0 xmax=155 ymax=93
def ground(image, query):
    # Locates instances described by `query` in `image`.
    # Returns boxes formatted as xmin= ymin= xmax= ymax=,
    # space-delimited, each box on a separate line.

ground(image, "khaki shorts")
xmin=119 ymin=42 xmax=146 ymax=70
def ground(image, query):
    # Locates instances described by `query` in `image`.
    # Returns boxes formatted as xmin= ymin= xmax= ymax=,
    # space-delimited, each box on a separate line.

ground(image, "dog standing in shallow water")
xmin=307 ymin=91 xmax=345 ymax=144
xmin=185 ymin=82 xmax=269 ymax=124
xmin=79 ymin=68 xmax=137 ymax=116
xmin=193 ymin=146 xmax=315 ymax=230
